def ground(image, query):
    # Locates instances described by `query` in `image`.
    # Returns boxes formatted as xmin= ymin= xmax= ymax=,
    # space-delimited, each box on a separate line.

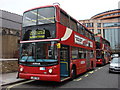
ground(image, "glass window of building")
xmin=85 ymin=23 xmax=93 ymax=27
xmin=104 ymin=28 xmax=120 ymax=51
xmin=90 ymin=29 xmax=94 ymax=33
xmin=82 ymin=23 xmax=86 ymax=26
xmin=88 ymin=23 xmax=90 ymax=27
xmin=97 ymin=23 xmax=101 ymax=27
xmin=90 ymin=23 xmax=94 ymax=27
xmin=97 ymin=29 xmax=101 ymax=34
xmin=103 ymin=22 xmax=120 ymax=27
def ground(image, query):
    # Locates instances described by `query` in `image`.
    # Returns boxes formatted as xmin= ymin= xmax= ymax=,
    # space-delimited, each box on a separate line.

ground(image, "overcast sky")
xmin=0 ymin=0 xmax=119 ymax=20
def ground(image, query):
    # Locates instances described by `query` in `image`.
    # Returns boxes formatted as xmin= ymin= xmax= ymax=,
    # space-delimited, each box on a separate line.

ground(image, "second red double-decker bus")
xmin=18 ymin=5 xmax=96 ymax=82
xmin=95 ymin=36 xmax=111 ymax=66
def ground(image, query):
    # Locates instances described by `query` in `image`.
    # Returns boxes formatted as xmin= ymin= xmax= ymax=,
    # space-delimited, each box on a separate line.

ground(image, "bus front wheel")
xmin=71 ymin=66 xmax=76 ymax=80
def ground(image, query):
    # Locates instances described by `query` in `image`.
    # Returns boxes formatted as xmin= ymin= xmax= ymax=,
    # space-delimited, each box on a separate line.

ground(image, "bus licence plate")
xmin=31 ymin=76 xmax=40 ymax=80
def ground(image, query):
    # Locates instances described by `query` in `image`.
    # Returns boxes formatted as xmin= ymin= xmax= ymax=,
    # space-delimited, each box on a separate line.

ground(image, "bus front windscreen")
xmin=19 ymin=41 xmax=58 ymax=66
xmin=23 ymin=7 xmax=55 ymax=27
xmin=96 ymin=50 xmax=103 ymax=59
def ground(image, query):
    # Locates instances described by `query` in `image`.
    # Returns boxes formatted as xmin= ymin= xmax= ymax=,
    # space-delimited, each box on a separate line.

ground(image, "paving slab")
xmin=1 ymin=72 xmax=25 ymax=86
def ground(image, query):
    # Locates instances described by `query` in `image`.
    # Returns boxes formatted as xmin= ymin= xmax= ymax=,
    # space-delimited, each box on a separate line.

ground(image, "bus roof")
xmin=23 ymin=5 xmax=94 ymax=35
xmin=24 ymin=5 xmax=57 ymax=13
xmin=95 ymin=36 xmax=110 ymax=45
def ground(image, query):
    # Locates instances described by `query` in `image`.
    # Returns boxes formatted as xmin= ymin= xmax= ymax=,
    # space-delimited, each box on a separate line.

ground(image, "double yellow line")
xmin=74 ymin=67 xmax=103 ymax=81
xmin=6 ymin=80 xmax=34 ymax=90
xmin=6 ymin=67 xmax=104 ymax=89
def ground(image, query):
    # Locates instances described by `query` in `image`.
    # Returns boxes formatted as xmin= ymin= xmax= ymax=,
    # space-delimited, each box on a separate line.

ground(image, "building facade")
xmin=79 ymin=9 xmax=120 ymax=54
xmin=0 ymin=10 xmax=22 ymax=58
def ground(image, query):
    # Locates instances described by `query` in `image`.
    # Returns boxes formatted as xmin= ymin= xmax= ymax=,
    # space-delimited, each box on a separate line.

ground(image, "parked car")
xmin=109 ymin=57 xmax=120 ymax=73
xmin=111 ymin=54 xmax=119 ymax=59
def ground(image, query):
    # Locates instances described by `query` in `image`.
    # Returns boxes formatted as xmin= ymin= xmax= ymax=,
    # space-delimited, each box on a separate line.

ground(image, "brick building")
xmin=79 ymin=9 xmax=120 ymax=54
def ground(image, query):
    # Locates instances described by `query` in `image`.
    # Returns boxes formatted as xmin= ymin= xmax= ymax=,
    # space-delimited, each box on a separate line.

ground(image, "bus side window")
xmin=85 ymin=30 xmax=88 ymax=38
xmin=89 ymin=33 xmax=92 ymax=40
xmin=77 ymin=24 xmax=85 ymax=35
xmin=90 ymin=50 xmax=94 ymax=58
xmin=78 ymin=23 xmax=82 ymax=34
xmin=84 ymin=50 xmax=86 ymax=58
xmin=78 ymin=48 xmax=83 ymax=59
xmin=78 ymin=48 xmax=86 ymax=59
xmin=72 ymin=47 xmax=78 ymax=59
xmin=82 ymin=27 xmax=86 ymax=36
xmin=60 ymin=11 xmax=70 ymax=28
xmin=88 ymin=32 xmax=91 ymax=39
xmin=92 ymin=34 xmax=94 ymax=40
xmin=70 ymin=18 xmax=77 ymax=32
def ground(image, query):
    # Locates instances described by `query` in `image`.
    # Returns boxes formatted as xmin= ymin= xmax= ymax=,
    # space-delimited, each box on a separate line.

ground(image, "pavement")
xmin=0 ymin=72 xmax=25 ymax=86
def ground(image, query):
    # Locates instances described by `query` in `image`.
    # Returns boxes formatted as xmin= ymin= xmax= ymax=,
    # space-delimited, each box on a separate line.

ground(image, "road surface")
xmin=2 ymin=64 xmax=120 ymax=90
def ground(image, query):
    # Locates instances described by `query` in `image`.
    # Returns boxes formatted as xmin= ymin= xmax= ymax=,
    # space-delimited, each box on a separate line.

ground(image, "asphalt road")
xmin=2 ymin=64 xmax=120 ymax=90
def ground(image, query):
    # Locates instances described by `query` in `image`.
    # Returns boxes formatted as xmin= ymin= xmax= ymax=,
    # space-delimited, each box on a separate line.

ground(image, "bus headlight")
xmin=98 ymin=60 xmax=101 ymax=62
xmin=20 ymin=67 xmax=24 ymax=72
xmin=48 ymin=69 xmax=53 ymax=73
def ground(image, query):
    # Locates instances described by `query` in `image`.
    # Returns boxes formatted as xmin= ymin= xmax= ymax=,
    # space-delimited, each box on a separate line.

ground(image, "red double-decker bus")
xmin=18 ymin=5 xmax=96 ymax=82
xmin=95 ymin=36 xmax=111 ymax=66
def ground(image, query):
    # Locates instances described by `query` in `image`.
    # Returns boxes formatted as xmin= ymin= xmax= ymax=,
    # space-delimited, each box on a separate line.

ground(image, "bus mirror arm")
xmin=59 ymin=38 xmax=61 ymax=41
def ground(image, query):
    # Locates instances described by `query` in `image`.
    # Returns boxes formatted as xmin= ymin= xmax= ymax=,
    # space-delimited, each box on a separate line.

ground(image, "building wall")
xmin=2 ymin=35 xmax=18 ymax=58
xmin=0 ymin=10 xmax=22 ymax=73
xmin=0 ymin=10 xmax=22 ymax=59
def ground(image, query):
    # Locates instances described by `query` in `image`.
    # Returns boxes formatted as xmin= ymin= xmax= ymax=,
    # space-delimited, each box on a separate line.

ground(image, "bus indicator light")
xmin=57 ymin=43 xmax=61 ymax=48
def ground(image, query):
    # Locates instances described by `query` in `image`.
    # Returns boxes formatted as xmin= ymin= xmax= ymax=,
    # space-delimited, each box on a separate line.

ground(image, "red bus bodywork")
xmin=18 ymin=5 xmax=96 ymax=82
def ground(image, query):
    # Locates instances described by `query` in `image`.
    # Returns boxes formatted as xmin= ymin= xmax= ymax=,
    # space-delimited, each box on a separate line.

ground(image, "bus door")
xmin=60 ymin=45 xmax=70 ymax=78
xmin=86 ymin=50 xmax=91 ymax=70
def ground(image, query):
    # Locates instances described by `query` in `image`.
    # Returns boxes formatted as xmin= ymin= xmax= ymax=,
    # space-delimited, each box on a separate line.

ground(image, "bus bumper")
xmin=19 ymin=73 xmax=60 ymax=82
xmin=96 ymin=61 xmax=102 ymax=65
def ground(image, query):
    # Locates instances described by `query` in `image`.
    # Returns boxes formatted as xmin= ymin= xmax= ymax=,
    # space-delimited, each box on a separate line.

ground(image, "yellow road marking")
xmin=98 ymin=68 xmax=101 ymax=69
xmin=73 ymin=67 xmax=101 ymax=82
xmin=73 ymin=78 xmax=82 ymax=81
xmin=6 ymin=80 xmax=35 ymax=90
xmin=76 ymin=78 xmax=82 ymax=81
xmin=84 ymin=74 xmax=89 ymax=77
xmin=95 ymin=69 xmax=98 ymax=71
xmin=88 ymin=71 xmax=94 ymax=74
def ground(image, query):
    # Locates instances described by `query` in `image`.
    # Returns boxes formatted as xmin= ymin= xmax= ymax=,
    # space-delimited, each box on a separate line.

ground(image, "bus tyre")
xmin=102 ymin=59 xmax=105 ymax=66
xmin=91 ymin=61 xmax=95 ymax=70
xmin=71 ymin=67 xmax=76 ymax=80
